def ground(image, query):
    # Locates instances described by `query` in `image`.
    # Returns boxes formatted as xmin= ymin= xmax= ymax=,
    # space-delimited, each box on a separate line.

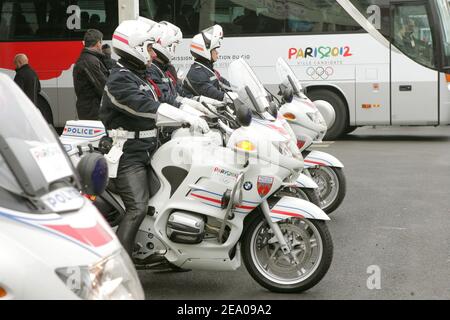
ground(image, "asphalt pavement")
xmin=138 ymin=126 xmax=450 ymax=300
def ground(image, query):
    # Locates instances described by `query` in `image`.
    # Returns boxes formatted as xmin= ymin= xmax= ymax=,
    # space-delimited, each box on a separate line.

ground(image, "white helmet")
xmin=112 ymin=18 xmax=164 ymax=66
xmin=152 ymin=21 xmax=183 ymax=63
xmin=190 ymin=25 xmax=223 ymax=61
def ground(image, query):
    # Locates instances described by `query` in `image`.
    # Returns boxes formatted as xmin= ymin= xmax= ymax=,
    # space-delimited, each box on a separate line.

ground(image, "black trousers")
xmin=114 ymin=163 xmax=150 ymax=256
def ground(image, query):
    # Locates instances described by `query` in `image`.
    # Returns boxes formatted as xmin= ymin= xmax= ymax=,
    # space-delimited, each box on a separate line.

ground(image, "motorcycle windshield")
xmin=276 ymin=57 xmax=305 ymax=97
xmin=0 ymin=74 xmax=74 ymax=197
xmin=228 ymin=58 xmax=269 ymax=114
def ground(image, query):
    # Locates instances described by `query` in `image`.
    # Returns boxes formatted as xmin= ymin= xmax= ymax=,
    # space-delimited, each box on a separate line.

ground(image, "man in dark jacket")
xmin=73 ymin=29 xmax=109 ymax=120
xmin=100 ymin=19 xmax=208 ymax=257
xmin=13 ymin=53 xmax=41 ymax=105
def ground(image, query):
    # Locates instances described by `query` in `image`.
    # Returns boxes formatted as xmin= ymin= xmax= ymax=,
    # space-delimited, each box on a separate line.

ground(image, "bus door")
xmin=390 ymin=1 xmax=439 ymax=125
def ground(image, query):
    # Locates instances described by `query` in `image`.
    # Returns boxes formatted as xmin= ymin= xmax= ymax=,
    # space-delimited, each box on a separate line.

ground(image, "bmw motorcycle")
xmin=275 ymin=58 xmax=346 ymax=214
xmin=61 ymin=68 xmax=333 ymax=293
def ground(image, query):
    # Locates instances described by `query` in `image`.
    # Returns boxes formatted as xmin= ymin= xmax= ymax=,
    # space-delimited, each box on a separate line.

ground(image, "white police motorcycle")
xmin=275 ymin=58 xmax=346 ymax=214
xmin=61 ymin=71 xmax=333 ymax=293
xmin=0 ymin=74 xmax=143 ymax=300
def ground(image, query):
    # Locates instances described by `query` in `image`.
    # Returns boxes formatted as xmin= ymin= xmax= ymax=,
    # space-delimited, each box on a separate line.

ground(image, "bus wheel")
xmin=345 ymin=126 xmax=358 ymax=134
xmin=37 ymin=95 xmax=54 ymax=125
xmin=307 ymin=89 xmax=348 ymax=141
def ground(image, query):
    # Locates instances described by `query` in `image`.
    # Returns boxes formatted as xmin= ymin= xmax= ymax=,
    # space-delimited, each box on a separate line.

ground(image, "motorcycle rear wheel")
xmin=277 ymin=187 xmax=321 ymax=207
xmin=242 ymin=215 xmax=333 ymax=293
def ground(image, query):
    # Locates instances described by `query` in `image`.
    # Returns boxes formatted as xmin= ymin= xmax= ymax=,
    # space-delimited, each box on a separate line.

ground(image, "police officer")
xmin=146 ymin=20 xmax=183 ymax=106
xmin=146 ymin=20 xmax=223 ymax=114
xmin=99 ymin=18 xmax=209 ymax=256
xmin=183 ymin=25 xmax=238 ymax=103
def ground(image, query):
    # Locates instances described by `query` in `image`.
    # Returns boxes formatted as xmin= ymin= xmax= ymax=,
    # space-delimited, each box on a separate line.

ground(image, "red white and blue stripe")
xmin=270 ymin=203 xmax=315 ymax=221
xmin=0 ymin=207 xmax=113 ymax=257
xmin=189 ymin=189 xmax=259 ymax=214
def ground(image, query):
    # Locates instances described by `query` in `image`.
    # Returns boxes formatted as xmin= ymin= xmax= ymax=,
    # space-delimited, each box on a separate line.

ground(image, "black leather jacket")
xmin=99 ymin=59 xmax=161 ymax=167
xmin=183 ymin=58 xmax=230 ymax=100
xmin=146 ymin=60 xmax=180 ymax=107
xmin=73 ymin=48 xmax=109 ymax=119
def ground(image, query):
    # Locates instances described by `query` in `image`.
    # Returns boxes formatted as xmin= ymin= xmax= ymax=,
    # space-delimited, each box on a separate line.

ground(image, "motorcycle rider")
xmin=145 ymin=20 xmax=184 ymax=100
xmin=99 ymin=18 xmax=209 ymax=256
xmin=145 ymin=19 xmax=223 ymax=114
xmin=183 ymin=25 xmax=238 ymax=103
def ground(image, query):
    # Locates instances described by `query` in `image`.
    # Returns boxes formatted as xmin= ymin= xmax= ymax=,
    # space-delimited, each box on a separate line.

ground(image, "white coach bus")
xmin=1 ymin=0 xmax=449 ymax=139
xmin=168 ymin=0 xmax=450 ymax=139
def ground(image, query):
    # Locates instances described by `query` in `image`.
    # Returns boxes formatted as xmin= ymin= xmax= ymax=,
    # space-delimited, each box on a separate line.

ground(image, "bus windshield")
xmin=436 ymin=0 xmax=450 ymax=69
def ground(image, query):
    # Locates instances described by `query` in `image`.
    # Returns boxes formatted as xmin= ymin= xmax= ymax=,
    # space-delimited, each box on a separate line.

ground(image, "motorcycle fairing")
xmin=270 ymin=196 xmax=330 ymax=222
xmin=304 ymin=150 xmax=344 ymax=168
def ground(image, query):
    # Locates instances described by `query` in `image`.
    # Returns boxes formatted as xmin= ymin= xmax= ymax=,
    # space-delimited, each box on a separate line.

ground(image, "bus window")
xmin=139 ymin=0 xmax=158 ymax=21
xmin=216 ymin=1 xmax=267 ymax=35
xmin=392 ymin=3 xmax=436 ymax=69
xmin=174 ymin=3 xmax=198 ymax=36
xmin=0 ymin=0 xmax=118 ymax=41
xmin=139 ymin=0 xmax=175 ymax=22
xmin=285 ymin=0 xmax=363 ymax=34
xmin=348 ymin=0 xmax=390 ymax=39
xmin=0 ymin=1 xmax=38 ymax=40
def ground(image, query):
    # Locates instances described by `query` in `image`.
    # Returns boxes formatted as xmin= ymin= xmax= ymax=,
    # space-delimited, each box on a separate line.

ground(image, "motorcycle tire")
xmin=310 ymin=166 xmax=346 ymax=214
xmin=296 ymin=188 xmax=321 ymax=208
xmin=242 ymin=214 xmax=333 ymax=293
xmin=277 ymin=187 xmax=321 ymax=208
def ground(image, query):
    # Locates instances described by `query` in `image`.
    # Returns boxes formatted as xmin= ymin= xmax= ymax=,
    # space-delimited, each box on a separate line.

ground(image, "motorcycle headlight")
xmin=235 ymin=140 xmax=256 ymax=152
xmin=56 ymin=250 xmax=144 ymax=300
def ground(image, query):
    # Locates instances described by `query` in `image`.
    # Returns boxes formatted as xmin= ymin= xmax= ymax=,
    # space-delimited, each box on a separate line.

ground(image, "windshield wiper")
xmin=0 ymin=136 xmax=37 ymax=196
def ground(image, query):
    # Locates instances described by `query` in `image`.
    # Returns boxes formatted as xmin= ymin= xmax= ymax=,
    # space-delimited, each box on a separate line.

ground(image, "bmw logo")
xmin=243 ymin=181 xmax=253 ymax=191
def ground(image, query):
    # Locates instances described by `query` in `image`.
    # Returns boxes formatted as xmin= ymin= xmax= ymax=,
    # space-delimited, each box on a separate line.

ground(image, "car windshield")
xmin=0 ymin=74 xmax=74 ymax=197
xmin=228 ymin=58 xmax=270 ymax=114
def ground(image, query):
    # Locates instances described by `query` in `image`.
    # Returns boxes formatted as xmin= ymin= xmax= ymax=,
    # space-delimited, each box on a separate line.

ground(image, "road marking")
xmin=376 ymin=226 xmax=407 ymax=230
xmin=310 ymin=141 xmax=335 ymax=148
xmin=311 ymin=144 xmax=331 ymax=148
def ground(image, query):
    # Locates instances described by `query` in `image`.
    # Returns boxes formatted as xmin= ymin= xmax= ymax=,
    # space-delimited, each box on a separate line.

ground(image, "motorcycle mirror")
xmin=77 ymin=152 xmax=109 ymax=196
xmin=279 ymin=84 xmax=293 ymax=103
xmin=235 ymin=100 xmax=252 ymax=127
xmin=267 ymin=101 xmax=278 ymax=118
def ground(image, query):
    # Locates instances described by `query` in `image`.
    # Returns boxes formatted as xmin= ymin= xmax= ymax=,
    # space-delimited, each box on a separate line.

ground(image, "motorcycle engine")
xmin=167 ymin=211 xmax=205 ymax=244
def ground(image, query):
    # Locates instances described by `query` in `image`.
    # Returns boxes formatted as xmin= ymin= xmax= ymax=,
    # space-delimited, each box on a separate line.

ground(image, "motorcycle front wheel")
xmin=241 ymin=215 xmax=333 ymax=293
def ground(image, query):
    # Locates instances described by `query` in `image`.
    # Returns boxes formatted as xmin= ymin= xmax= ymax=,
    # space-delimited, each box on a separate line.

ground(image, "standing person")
xmin=13 ymin=53 xmax=41 ymax=105
xmin=99 ymin=19 xmax=209 ymax=256
xmin=73 ymin=29 xmax=109 ymax=120
xmin=183 ymin=25 xmax=237 ymax=103
xmin=102 ymin=43 xmax=116 ymax=70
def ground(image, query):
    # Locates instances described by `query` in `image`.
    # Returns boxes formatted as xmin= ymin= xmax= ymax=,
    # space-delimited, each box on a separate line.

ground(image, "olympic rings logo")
xmin=306 ymin=67 xmax=334 ymax=80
